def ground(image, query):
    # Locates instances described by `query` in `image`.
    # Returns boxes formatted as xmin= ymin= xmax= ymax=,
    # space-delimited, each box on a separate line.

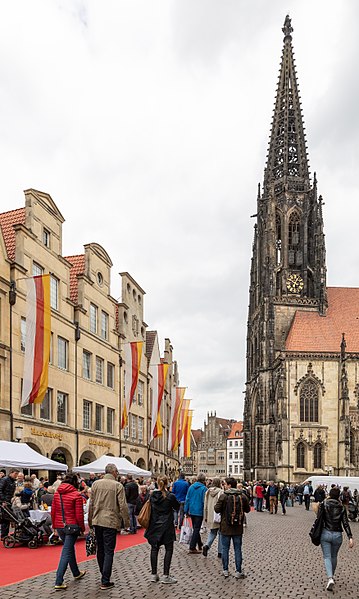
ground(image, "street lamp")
xmin=14 ymin=426 xmax=23 ymax=442
xmin=250 ymin=467 xmax=254 ymax=481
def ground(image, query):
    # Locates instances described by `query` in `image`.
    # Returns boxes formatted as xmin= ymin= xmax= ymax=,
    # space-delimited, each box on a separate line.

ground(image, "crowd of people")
xmin=0 ymin=468 xmax=357 ymax=592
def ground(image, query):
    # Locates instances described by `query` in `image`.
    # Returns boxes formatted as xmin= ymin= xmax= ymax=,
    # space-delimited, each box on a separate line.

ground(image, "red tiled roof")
xmin=286 ymin=287 xmax=359 ymax=353
xmin=228 ymin=421 xmax=243 ymax=439
xmin=146 ymin=331 xmax=157 ymax=359
xmin=66 ymin=254 xmax=85 ymax=303
xmin=192 ymin=429 xmax=202 ymax=445
xmin=0 ymin=208 xmax=25 ymax=261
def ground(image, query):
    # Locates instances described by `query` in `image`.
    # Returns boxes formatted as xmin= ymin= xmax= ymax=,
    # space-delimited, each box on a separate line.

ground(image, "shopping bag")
xmin=213 ymin=510 xmax=221 ymax=523
xmin=137 ymin=499 xmax=151 ymax=529
xmin=85 ymin=529 xmax=97 ymax=556
xmin=179 ymin=517 xmax=193 ymax=544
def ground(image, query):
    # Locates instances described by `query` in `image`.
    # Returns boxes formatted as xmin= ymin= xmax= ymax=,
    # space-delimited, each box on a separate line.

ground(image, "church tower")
xmin=243 ymin=16 xmax=327 ymax=481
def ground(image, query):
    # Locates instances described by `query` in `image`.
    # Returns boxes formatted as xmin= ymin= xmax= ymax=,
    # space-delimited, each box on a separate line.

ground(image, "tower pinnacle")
xmin=282 ymin=14 xmax=293 ymax=41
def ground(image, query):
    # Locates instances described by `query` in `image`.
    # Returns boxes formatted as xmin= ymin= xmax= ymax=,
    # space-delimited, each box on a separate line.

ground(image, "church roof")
xmin=285 ymin=287 xmax=359 ymax=353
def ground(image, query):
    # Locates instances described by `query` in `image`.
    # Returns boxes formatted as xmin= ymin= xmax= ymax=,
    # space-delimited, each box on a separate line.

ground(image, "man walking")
xmin=0 ymin=468 xmax=19 ymax=539
xmin=184 ymin=473 xmax=207 ymax=554
xmin=125 ymin=474 xmax=139 ymax=534
xmin=214 ymin=477 xmax=250 ymax=578
xmin=268 ymin=481 xmax=278 ymax=514
xmin=303 ymin=481 xmax=313 ymax=511
xmin=88 ymin=464 xmax=129 ymax=590
xmin=172 ymin=472 xmax=189 ymax=529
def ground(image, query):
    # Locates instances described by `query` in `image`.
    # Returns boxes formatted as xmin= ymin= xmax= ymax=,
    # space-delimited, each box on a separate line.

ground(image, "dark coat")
xmin=125 ymin=481 xmax=139 ymax=505
xmin=214 ymin=489 xmax=250 ymax=536
xmin=0 ymin=476 xmax=16 ymax=504
xmin=144 ymin=490 xmax=179 ymax=546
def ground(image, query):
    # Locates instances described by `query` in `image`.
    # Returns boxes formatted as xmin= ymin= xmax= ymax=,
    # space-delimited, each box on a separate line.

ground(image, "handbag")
xmin=213 ymin=510 xmax=221 ymax=523
xmin=309 ymin=501 xmax=324 ymax=546
xmin=179 ymin=516 xmax=193 ymax=544
xmin=137 ymin=499 xmax=151 ymax=529
xmin=86 ymin=529 xmax=97 ymax=556
xmin=59 ymin=495 xmax=81 ymax=536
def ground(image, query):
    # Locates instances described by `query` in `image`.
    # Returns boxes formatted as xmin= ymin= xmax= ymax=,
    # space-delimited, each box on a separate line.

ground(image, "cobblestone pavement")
xmin=2 ymin=505 xmax=359 ymax=598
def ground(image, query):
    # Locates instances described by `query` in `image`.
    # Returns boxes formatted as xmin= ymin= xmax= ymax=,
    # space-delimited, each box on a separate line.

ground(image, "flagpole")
xmin=119 ymin=353 xmax=123 ymax=457
xmin=9 ymin=281 xmax=16 ymax=442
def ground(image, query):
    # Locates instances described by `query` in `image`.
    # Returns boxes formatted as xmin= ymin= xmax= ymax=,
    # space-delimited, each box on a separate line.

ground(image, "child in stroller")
xmin=1 ymin=503 xmax=44 ymax=548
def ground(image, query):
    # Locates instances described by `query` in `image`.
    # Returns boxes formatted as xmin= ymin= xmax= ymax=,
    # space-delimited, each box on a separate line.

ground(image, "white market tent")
xmin=0 ymin=440 xmax=68 ymax=471
xmin=73 ymin=454 xmax=151 ymax=477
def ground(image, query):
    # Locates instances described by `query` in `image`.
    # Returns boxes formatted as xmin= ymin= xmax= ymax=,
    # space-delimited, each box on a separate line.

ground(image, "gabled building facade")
xmin=243 ymin=17 xmax=359 ymax=482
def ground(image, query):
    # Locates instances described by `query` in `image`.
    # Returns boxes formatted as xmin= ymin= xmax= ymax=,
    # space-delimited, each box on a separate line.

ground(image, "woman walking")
xmin=202 ymin=478 xmax=223 ymax=557
xmin=320 ymin=487 xmax=354 ymax=591
xmin=51 ymin=472 xmax=86 ymax=590
xmin=145 ymin=475 xmax=179 ymax=584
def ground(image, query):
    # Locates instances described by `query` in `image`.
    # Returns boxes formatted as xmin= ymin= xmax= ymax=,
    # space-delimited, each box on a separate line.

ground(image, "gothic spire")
xmin=264 ymin=15 xmax=310 ymax=186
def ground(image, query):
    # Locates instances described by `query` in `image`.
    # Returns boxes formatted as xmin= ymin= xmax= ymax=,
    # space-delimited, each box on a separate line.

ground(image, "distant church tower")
xmin=243 ymin=16 xmax=327 ymax=481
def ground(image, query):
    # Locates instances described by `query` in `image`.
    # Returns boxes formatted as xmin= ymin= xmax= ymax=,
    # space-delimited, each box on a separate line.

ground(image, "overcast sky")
xmin=1 ymin=1 xmax=358 ymax=429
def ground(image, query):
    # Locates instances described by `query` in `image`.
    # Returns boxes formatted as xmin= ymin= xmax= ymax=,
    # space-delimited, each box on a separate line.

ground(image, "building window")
xmin=297 ymin=442 xmax=306 ymax=469
xmin=90 ymin=303 xmax=98 ymax=334
xmin=57 ymin=392 xmax=67 ymax=424
xmin=107 ymin=363 xmax=115 ymax=388
xmin=313 ymin=443 xmax=322 ymax=469
xmin=107 ymin=407 xmax=114 ymax=434
xmin=229 ymin=465 xmax=232 ymax=473
xmin=234 ymin=465 xmax=238 ymax=474
xmin=20 ymin=379 xmax=33 ymax=416
xmin=83 ymin=351 xmax=91 ymax=380
xmin=32 ymin=262 xmax=44 ymax=276
xmin=276 ymin=212 xmax=282 ymax=265
xmin=229 ymin=452 xmax=233 ymax=460
xmin=123 ymin=423 xmax=129 ymax=438
xmin=138 ymin=417 xmax=144 ymax=442
xmin=137 ymin=380 xmax=144 ymax=405
xmin=288 ymin=211 xmax=301 ymax=266
xmin=83 ymin=400 xmax=92 ymax=430
xmin=58 ymin=337 xmax=68 ymax=370
xmin=96 ymin=356 xmax=104 ymax=384
xmin=49 ymin=332 xmax=53 ymax=364
xmin=131 ymin=414 xmax=137 ymax=440
xmin=229 ymin=440 xmax=232 ymax=447
xmin=40 ymin=388 xmax=52 ymax=420
xmin=21 ymin=317 xmax=26 ymax=351
xmin=235 ymin=452 xmax=238 ymax=460
xmin=300 ymin=380 xmax=319 ymax=422
xmin=101 ymin=311 xmax=108 ymax=340
xmin=95 ymin=404 xmax=103 ymax=431
xmin=235 ymin=440 xmax=238 ymax=446
xmin=43 ymin=228 xmax=51 ymax=248
xmin=50 ymin=275 xmax=58 ymax=310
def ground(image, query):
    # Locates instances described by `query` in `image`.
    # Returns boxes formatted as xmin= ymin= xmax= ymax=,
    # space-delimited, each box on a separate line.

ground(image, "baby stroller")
xmin=348 ymin=500 xmax=358 ymax=522
xmin=1 ymin=503 xmax=44 ymax=548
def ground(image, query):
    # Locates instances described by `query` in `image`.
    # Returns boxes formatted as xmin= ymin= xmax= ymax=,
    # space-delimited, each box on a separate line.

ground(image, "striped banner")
xmin=168 ymin=386 xmax=185 ymax=451
xmin=176 ymin=399 xmax=191 ymax=450
xmin=149 ymin=363 xmax=169 ymax=442
xmin=121 ymin=341 xmax=143 ymax=429
xmin=21 ymin=275 xmax=51 ymax=407
xmin=183 ymin=410 xmax=193 ymax=457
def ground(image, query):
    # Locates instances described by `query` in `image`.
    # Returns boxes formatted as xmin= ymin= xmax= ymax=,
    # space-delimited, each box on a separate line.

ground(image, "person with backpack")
xmin=144 ymin=475 xmax=179 ymax=584
xmin=214 ymin=477 xmax=250 ymax=579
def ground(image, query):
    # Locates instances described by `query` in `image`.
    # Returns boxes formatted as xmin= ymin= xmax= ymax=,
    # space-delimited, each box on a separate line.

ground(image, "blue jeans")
xmin=128 ymin=503 xmax=137 ymax=533
xmin=256 ymin=498 xmax=263 ymax=511
xmin=189 ymin=514 xmax=203 ymax=550
xmin=320 ymin=529 xmax=343 ymax=578
xmin=174 ymin=502 xmax=185 ymax=528
xmin=55 ymin=528 xmax=81 ymax=585
xmin=206 ymin=528 xmax=222 ymax=554
xmin=221 ymin=534 xmax=243 ymax=572
xmin=94 ymin=526 xmax=117 ymax=585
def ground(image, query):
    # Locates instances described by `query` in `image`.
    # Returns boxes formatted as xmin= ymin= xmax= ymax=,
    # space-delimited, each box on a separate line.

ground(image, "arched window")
xmin=297 ymin=442 xmax=305 ymax=469
xmin=288 ymin=211 xmax=301 ymax=266
xmin=300 ymin=380 xmax=319 ymax=422
xmin=350 ymin=431 xmax=355 ymax=466
xmin=276 ymin=213 xmax=282 ymax=265
xmin=313 ymin=443 xmax=322 ymax=469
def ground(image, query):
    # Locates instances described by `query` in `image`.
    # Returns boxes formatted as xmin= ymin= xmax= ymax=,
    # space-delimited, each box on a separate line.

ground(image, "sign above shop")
xmin=89 ymin=438 xmax=111 ymax=449
xmin=31 ymin=427 xmax=63 ymax=441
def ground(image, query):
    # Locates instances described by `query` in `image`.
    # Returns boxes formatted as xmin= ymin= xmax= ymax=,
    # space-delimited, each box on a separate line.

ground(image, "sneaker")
xmin=223 ymin=570 xmax=229 ymax=578
xmin=235 ymin=571 xmax=246 ymax=579
xmin=100 ymin=582 xmax=115 ymax=590
xmin=188 ymin=548 xmax=201 ymax=554
xmin=202 ymin=545 xmax=208 ymax=557
xmin=54 ymin=584 xmax=67 ymax=590
xmin=160 ymin=575 xmax=177 ymax=584
xmin=74 ymin=571 xmax=86 ymax=581
xmin=151 ymin=574 xmax=159 ymax=583
xmin=326 ymin=578 xmax=334 ymax=591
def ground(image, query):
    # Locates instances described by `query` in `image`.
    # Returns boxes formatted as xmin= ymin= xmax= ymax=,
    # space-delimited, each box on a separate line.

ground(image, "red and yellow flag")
xmin=121 ymin=341 xmax=143 ymax=429
xmin=176 ymin=399 xmax=191 ymax=449
xmin=149 ymin=363 xmax=169 ymax=441
xmin=21 ymin=275 xmax=51 ymax=407
xmin=183 ymin=410 xmax=193 ymax=457
xmin=168 ymin=386 xmax=185 ymax=451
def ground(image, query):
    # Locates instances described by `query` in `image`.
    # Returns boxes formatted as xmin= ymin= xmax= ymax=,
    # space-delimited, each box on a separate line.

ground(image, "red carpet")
xmin=0 ymin=530 xmax=146 ymax=587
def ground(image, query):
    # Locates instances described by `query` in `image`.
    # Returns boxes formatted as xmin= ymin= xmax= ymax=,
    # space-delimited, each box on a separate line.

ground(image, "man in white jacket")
xmin=202 ymin=478 xmax=223 ymax=558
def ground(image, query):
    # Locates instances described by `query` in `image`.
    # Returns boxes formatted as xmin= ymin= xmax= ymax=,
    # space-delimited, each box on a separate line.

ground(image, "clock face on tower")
xmin=286 ymin=273 xmax=304 ymax=294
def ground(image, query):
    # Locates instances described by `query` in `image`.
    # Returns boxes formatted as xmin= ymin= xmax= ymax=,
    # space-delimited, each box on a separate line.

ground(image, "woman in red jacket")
xmin=51 ymin=472 xmax=86 ymax=590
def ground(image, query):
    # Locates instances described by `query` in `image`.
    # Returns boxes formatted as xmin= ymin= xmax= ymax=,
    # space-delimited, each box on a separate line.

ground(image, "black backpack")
xmin=225 ymin=493 xmax=243 ymax=526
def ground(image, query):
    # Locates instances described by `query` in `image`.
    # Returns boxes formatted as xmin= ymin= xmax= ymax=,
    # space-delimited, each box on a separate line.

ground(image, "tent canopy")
xmin=73 ymin=455 xmax=151 ymax=477
xmin=0 ymin=440 xmax=68 ymax=471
